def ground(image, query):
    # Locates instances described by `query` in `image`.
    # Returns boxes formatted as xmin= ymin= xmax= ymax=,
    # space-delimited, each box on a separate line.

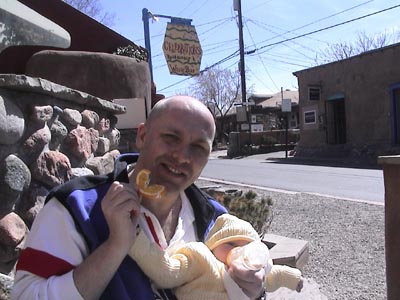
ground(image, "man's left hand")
xmin=227 ymin=261 xmax=265 ymax=299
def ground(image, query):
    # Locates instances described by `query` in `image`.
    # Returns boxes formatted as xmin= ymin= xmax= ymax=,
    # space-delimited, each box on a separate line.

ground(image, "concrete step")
xmin=263 ymin=233 xmax=309 ymax=270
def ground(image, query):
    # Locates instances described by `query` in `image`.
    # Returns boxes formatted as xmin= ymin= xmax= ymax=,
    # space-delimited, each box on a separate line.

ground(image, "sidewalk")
xmin=211 ymin=149 xmax=380 ymax=169
xmin=268 ymin=278 xmax=328 ymax=300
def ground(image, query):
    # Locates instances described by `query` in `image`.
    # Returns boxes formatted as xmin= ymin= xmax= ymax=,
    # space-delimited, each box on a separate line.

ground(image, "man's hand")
xmin=74 ymin=181 xmax=142 ymax=300
xmin=101 ymin=181 xmax=141 ymax=253
xmin=296 ymin=277 xmax=304 ymax=292
xmin=227 ymin=260 xmax=266 ymax=299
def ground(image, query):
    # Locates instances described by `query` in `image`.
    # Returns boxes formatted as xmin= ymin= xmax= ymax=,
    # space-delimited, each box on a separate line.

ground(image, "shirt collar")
xmin=139 ymin=191 xmax=197 ymax=251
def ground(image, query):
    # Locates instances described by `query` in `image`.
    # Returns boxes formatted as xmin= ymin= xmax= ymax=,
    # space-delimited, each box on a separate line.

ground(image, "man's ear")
xmin=136 ymin=123 xmax=146 ymax=150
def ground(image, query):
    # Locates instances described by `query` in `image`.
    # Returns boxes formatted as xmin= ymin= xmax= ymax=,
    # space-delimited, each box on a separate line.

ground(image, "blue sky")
xmin=100 ymin=0 xmax=400 ymax=97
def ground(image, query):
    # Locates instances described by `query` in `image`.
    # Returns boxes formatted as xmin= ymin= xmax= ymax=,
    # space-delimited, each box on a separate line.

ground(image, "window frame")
xmin=304 ymin=110 xmax=317 ymax=124
xmin=308 ymin=86 xmax=321 ymax=101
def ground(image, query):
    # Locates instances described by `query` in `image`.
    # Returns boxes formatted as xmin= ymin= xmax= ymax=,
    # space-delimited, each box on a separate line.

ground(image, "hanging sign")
xmin=163 ymin=23 xmax=202 ymax=76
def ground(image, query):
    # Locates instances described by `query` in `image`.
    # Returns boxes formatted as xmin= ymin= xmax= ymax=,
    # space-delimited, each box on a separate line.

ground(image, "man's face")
xmin=136 ymin=105 xmax=214 ymax=194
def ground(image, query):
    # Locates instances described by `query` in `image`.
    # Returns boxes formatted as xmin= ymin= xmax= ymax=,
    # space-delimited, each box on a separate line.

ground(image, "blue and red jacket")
xmin=25 ymin=153 xmax=227 ymax=300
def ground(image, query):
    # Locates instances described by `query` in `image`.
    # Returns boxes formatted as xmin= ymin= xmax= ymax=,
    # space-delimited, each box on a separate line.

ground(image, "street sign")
xmin=163 ymin=23 xmax=202 ymax=76
xmin=236 ymin=106 xmax=247 ymax=122
xmin=282 ymin=98 xmax=292 ymax=112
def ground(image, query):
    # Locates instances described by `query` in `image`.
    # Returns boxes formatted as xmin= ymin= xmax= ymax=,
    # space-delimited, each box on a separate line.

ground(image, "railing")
xmin=227 ymin=129 xmax=300 ymax=157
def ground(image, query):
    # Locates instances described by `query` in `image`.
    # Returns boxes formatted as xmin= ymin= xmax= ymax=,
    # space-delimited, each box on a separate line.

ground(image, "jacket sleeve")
xmin=265 ymin=264 xmax=302 ymax=292
xmin=11 ymin=199 xmax=87 ymax=300
xmin=129 ymin=231 xmax=204 ymax=288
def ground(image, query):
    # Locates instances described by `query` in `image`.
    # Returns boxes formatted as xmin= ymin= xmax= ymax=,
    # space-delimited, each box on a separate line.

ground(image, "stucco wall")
xmin=295 ymin=43 xmax=400 ymax=159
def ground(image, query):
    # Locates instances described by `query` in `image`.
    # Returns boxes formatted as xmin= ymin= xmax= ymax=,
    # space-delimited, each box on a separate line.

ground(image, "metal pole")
xmin=142 ymin=9 xmax=192 ymax=83
xmin=142 ymin=8 xmax=153 ymax=82
xmin=281 ymin=87 xmax=288 ymax=158
xmin=286 ymin=112 xmax=289 ymax=158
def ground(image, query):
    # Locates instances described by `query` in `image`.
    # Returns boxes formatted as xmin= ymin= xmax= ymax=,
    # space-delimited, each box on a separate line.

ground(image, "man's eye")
xmin=192 ymin=144 xmax=208 ymax=154
xmin=163 ymin=134 xmax=179 ymax=143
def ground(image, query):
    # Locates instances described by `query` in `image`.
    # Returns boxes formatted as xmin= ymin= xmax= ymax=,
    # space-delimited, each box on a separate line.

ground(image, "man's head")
xmin=135 ymin=95 xmax=216 ymax=197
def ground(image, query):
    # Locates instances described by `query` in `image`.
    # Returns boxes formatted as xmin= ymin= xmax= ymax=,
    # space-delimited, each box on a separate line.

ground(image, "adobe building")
xmin=250 ymin=90 xmax=299 ymax=130
xmin=293 ymin=42 xmax=400 ymax=162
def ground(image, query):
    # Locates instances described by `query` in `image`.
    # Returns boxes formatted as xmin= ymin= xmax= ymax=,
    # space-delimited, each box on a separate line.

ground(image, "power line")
xmin=247 ymin=68 xmax=273 ymax=92
xmin=257 ymin=51 xmax=313 ymax=67
xmin=159 ymin=3 xmax=400 ymax=92
xmin=177 ymin=0 xmax=197 ymax=16
xmin=247 ymin=19 xmax=322 ymax=54
xmin=244 ymin=0 xmax=275 ymax=14
xmin=197 ymin=18 xmax=234 ymax=36
xmin=254 ymin=4 xmax=400 ymax=55
xmin=158 ymin=50 xmax=239 ymax=92
xmin=248 ymin=0 xmax=375 ymax=48
xmin=288 ymin=0 xmax=376 ymax=34
xmin=196 ymin=16 xmax=233 ymax=28
xmin=244 ymin=18 xmax=279 ymax=91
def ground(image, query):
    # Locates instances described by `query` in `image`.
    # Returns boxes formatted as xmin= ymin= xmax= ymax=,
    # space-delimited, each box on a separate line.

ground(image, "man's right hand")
xmin=101 ymin=181 xmax=141 ymax=253
xmin=73 ymin=181 xmax=142 ymax=300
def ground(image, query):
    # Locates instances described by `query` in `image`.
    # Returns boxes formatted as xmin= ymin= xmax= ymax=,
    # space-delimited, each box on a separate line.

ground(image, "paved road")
xmin=200 ymin=151 xmax=384 ymax=204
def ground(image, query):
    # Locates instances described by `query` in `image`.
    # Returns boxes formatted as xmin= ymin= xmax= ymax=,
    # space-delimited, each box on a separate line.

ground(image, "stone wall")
xmin=0 ymin=74 xmax=126 ymax=283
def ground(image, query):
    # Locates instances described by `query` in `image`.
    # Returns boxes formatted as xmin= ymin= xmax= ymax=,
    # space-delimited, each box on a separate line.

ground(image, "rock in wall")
xmin=0 ymin=74 xmax=127 ymax=282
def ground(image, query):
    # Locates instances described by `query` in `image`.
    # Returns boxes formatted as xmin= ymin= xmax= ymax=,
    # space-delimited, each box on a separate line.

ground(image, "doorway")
xmin=391 ymin=84 xmax=400 ymax=145
xmin=326 ymin=98 xmax=346 ymax=144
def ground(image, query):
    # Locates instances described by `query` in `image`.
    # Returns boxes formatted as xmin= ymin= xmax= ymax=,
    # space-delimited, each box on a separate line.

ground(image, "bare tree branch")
xmin=315 ymin=30 xmax=400 ymax=65
xmin=192 ymin=66 xmax=242 ymax=141
xmin=63 ymin=0 xmax=115 ymax=27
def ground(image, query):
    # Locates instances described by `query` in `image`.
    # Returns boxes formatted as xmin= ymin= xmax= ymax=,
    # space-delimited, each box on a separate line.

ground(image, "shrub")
xmin=262 ymin=135 xmax=278 ymax=145
xmin=114 ymin=44 xmax=148 ymax=62
xmin=206 ymin=188 xmax=273 ymax=236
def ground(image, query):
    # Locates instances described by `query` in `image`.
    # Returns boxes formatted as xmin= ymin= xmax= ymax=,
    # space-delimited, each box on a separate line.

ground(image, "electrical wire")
xmin=247 ymin=19 xmax=320 ymax=55
xmin=243 ymin=0 xmax=276 ymax=14
xmin=158 ymin=51 xmax=239 ymax=92
xmin=254 ymin=4 xmax=400 ymax=55
xmin=158 ymin=3 xmax=400 ymax=92
xmin=244 ymin=18 xmax=279 ymax=91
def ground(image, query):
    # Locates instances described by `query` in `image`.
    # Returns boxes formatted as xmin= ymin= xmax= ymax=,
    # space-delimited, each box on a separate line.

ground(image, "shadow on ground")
xmin=263 ymin=156 xmax=381 ymax=170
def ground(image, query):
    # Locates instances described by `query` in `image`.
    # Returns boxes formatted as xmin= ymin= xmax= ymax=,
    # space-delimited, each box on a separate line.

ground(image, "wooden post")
xmin=378 ymin=155 xmax=400 ymax=300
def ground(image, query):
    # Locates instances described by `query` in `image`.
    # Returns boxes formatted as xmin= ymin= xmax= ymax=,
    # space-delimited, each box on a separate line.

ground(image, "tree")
xmin=63 ymin=0 xmax=115 ymax=27
xmin=315 ymin=30 xmax=400 ymax=65
xmin=192 ymin=66 xmax=242 ymax=143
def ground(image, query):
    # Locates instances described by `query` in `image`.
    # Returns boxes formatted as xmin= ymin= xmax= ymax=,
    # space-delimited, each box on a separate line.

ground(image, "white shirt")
xmin=11 ymin=191 xmax=197 ymax=300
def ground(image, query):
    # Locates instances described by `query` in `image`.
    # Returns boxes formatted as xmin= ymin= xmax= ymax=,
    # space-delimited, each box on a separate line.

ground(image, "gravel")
xmin=196 ymin=179 xmax=386 ymax=300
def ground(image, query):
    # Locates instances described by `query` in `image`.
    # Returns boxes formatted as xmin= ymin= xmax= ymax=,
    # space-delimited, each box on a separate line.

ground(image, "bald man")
xmin=12 ymin=96 xmax=266 ymax=300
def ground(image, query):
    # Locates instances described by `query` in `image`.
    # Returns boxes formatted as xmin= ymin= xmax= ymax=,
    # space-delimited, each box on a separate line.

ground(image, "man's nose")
xmin=172 ymin=144 xmax=191 ymax=163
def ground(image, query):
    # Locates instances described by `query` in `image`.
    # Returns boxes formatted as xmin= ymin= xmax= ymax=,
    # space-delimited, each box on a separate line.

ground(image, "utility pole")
xmin=235 ymin=0 xmax=246 ymax=104
xmin=234 ymin=0 xmax=250 ymax=150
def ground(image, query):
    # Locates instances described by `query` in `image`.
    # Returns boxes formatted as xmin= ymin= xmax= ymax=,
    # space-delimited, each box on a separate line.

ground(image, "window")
xmin=308 ymin=87 xmax=321 ymax=101
xmin=304 ymin=110 xmax=316 ymax=124
xmin=289 ymin=120 xmax=297 ymax=128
